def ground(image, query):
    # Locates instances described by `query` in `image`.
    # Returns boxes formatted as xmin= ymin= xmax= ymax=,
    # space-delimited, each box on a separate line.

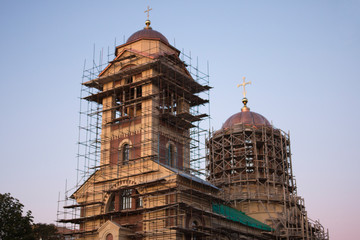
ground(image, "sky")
xmin=0 ymin=1 xmax=359 ymax=239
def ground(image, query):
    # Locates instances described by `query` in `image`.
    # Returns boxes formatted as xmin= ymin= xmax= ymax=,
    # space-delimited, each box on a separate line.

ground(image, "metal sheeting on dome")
xmin=126 ymin=28 xmax=169 ymax=44
xmin=222 ymin=111 xmax=271 ymax=129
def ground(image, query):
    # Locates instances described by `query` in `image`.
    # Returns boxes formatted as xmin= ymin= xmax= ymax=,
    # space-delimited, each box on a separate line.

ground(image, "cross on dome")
xmin=144 ymin=6 xmax=152 ymax=20
xmin=144 ymin=6 xmax=153 ymax=29
xmin=237 ymin=77 xmax=251 ymax=98
xmin=237 ymin=77 xmax=252 ymax=111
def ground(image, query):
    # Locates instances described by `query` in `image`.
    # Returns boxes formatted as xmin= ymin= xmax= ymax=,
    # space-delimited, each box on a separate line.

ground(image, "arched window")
xmin=122 ymin=144 xmax=130 ymax=165
xmin=189 ymin=218 xmax=202 ymax=240
xmin=106 ymin=194 xmax=115 ymax=212
xmin=167 ymin=143 xmax=176 ymax=167
xmin=118 ymin=140 xmax=132 ymax=165
xmin=106 ymin=233 xmax=113 ymax=240
xmin=121 ymin=189 xmax=132 ymax=209
xmin=191 ymin=220 xmax=199 ymax=230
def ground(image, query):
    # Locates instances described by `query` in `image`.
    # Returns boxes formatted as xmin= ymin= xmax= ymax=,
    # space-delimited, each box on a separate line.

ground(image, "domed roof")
xmin=126 ymin=20 xmax=169 ymax=44
xmin=222 ymin=110 xmax=271 ymax=129
xmin=222 ymin=98 xmax=271 ymax=129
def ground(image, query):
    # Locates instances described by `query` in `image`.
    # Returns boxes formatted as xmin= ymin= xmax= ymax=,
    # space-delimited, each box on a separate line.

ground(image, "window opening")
xmin=125 ymin=76 xmax=133 ymax=84
xmin=167 ymin=144 xmax=176 ymax=167
xmin=122 ymin=144 xmax=130 ymax=165
xmin=112 ymin=96 xmax=122 ymax=120
xmin=130 ymin=88 xmax=135 ymax=99
xmin=191 ymin=220 xmax=200 ymax=240
xmin=136 ymin=86 xmax=142 ymax=98
xmin=191 ymin=220 xmax=199 ymax=230
xmin=122 ymin=189 xmax=132 ymax=209
xmin=107 ymin=194 xmax=115 ymax=212
xmin=137 ymin=197 xmax=143 ymax=208
xmin=106 ymin=233 xmax=113 ymax=240
xmin=135 ymin=190 xmax=143 ymax=208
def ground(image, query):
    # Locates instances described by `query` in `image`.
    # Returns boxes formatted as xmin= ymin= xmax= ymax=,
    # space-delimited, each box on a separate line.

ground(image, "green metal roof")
xmin=212 ymin=203 xmax=273 ymax=231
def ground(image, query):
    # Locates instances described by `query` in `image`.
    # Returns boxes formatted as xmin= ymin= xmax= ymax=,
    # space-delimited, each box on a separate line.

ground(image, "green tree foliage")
xmin=0 ymin=193 xmax=65 ymax=240
xmin=0 ymin=193 xmax=34 ymax=240
xmin=33 ymin=223 xmax=64 ymax=240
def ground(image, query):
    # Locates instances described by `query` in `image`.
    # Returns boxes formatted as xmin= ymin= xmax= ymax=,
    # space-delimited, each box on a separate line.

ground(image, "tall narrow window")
xmin=136 ymin=86 xmax=142 ymax=98
xmin=125 ymin=76 xmax=133 ymax=84
xmin=122 ymin=189 xmax=132 ymax=209
xmin=167 ymin=144 xmax=175 ymax=167
xmin=135 ymin=190 xmax=143 ymax=208
xmin=122 ymin=144 xmax=130 ymax=165
xmin=190 ymin=220 xmax=200 ymax=240
xmin=107 ymin=194 xmax=115 ymax=212
xmin=136 ymin=197 xmax=143 ymax=208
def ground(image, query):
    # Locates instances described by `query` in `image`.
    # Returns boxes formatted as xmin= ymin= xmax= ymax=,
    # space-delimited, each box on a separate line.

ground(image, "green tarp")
xmin=212 ymin=203 xmax=272 ymax=231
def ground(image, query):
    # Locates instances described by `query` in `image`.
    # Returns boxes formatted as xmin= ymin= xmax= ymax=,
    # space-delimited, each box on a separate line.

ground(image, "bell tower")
xmin=83 ymin=19 xmax=209 ymax=171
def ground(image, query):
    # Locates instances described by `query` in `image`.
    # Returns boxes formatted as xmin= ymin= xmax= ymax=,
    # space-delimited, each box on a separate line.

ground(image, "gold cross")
xmin=144 ymin=6 xmax=152 ymax=20
xmin=237 ymin=77 xmax=251 ymax=98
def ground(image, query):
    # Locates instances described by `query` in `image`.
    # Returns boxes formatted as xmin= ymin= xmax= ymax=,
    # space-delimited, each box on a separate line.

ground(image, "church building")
xmin=58 ymin=11 xmax=329 ymax=240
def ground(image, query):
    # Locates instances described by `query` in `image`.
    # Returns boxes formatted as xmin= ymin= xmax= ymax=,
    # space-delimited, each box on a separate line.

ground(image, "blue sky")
xmin=0 ymin=1 xmax=359 ymax=239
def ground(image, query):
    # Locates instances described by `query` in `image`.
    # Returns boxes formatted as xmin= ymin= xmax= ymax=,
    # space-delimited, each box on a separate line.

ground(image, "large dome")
xmin=126 ymin=20 xmax=169 ymax=44
xmin=222 ymin=110 xmax=271 ymax=129
xmin=222 ymin=97 xmax=271 ymax=129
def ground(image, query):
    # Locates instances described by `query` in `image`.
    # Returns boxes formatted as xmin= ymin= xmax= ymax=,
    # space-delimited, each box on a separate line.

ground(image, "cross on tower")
xmin=144 ymin=6 xmax=152 ymax=20
xmin=237 ymin=77 xmax=251 ymax=98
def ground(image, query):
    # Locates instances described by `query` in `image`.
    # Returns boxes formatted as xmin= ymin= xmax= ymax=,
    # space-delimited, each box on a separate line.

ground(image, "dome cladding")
xmin=126 ymin=28 xmax=169 ymax=44
xmin=222 ymin=111 xmax=271 ymax=129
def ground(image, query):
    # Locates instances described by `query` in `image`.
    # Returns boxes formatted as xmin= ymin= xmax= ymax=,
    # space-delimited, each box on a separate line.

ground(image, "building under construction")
xmin=57 ymin=17 xmax=329 ymax=240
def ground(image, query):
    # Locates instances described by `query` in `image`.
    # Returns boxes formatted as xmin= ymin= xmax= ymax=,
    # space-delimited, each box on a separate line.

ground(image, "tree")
xmin=33 ymin=223 xmax=64 ymax=240
xmin=0 ymin=193 xmax=34 ymax=240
